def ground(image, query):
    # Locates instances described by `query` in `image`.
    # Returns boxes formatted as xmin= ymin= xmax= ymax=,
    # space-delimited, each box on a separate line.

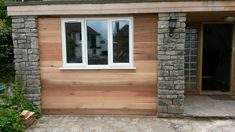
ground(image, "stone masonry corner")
xmin=157 ymin=13 xmax=186 ymax=117
xmin=12 ymin=16 xmax=41 ymax=107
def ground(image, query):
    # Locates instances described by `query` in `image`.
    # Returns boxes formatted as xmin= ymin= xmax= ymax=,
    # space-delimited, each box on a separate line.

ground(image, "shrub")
xmin=0 ymin=0 xmax=13 ymax=64
xmin=0 ymin=63 xmax=15 ymax=83
xmin=2 ymin=82 xmax=42 ymax=118
xmin=0 ymin=82 xmax=42 ymax=131
xmin=0 ymin=108 xmax=25 ymax=132
xmin=0 ymin=0 xmax=15 ymax=83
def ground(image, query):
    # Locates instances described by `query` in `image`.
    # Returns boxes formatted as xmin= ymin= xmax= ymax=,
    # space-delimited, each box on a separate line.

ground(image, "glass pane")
xmin=87 ymin=20 xmax=108 ymax=65
xmin=65 ymin=22 xmax=83 ymax=63
xmin=185 ymin=28 xmax=198 ymax=90
xmin=112 ymin=21 xmax=129 ymax=63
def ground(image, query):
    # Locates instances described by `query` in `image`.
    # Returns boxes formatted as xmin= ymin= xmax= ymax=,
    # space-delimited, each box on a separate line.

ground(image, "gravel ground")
xmin=26 ymin=115 xmax=235 ymax=132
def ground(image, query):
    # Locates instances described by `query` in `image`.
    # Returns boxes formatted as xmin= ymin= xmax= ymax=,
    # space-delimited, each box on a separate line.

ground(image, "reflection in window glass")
xmin=112 ymin=21 xmax=129 ymax=63
xmin=65 ymin=22 xmax=83 ymax=63
xmin=86 ymin=20 xmax=108 ymax=65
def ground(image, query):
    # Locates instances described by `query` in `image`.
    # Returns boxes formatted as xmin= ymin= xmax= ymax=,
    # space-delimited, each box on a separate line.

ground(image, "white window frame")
xmin=61 ymin=17 xmax=134 ymax=69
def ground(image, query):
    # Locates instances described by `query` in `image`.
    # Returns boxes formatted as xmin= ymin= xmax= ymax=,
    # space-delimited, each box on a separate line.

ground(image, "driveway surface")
xmin=185 ymin=96 xmax=235 ymax=117
xmin=27 ymin=115 xmax=235 ymax=132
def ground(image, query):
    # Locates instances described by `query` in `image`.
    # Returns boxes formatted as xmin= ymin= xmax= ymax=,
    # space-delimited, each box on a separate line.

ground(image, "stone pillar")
xmin=12 ymin=16 xmax=41 ymax=107
xmin=157 ymin=13 xmax=186 ymax=117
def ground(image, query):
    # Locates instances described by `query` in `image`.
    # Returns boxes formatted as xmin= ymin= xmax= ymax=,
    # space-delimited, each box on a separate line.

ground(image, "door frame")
xmin=198 ymin=22 xmax=235 ymax=95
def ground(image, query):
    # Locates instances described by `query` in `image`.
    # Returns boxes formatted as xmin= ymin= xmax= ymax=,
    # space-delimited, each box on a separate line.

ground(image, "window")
xmin=185 ymin=28 xmax=198 ymax=90
xmin=61 ymin=18 xmax=133 ymax=69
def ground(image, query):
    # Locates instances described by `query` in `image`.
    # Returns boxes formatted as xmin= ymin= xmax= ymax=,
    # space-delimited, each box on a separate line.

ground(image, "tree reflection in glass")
xmin=112 ymin=21 xmax=129 ymax=63
xmin=86 ymin=20 xmax=108 ymax=65
xmin=65 ymin=22 xmax=83 ymax=63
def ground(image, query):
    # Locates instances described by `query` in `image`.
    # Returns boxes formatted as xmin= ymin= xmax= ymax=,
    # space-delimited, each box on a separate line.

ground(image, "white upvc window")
xmin=61 ymin=17 xmax=134 ymax=69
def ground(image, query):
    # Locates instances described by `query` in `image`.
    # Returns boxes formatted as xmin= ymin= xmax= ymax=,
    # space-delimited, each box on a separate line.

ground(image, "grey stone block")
xmin=158 ymin=81 xmax=174 ymax=89
xmin=173 ymin=99 xmax=184 ymax=105
xmin=18 ymin=28 xmax=31 ymax=33
xmin=178 ymin=17 xmax=187 ymax=22
xmin=27 ymin=79 xmax=40 ymax=87
xmin=30 ymin=29 xmax=38 ymax=33
xmin=14 ymin=49 xmax=27 ymax=55
xmin=12 ymin=33 xmax=26 ymax=40
xmin=12 ymin=23 xmax=24 ymax=29
xmin=28 ymin=55 xmax=39 ymax=61
xmin=164 ymin=66 xmax=174 ymax=70
xmin=25 ymin=21 xmax=36 ymax=28
xmin=168 ymin=105 xmax=184 ymax=114
xmin=158 ymin=71 xmax=169 ymax=77
xmin=24 ymin=88 xmax=40 ymax=94
xmin=12 ymin=18 xmax=24 ymax=23
xmin=32 ymin=71 xmax=40 ymax=75
xmin=28 ymin=49 xmax=39 ymax=54
xmin=26 ymin=33 xmax=38 ymax=37
xmin=158 ymin=99 xmax=172 ymax=106
xmin=170 ymin=70 xmax=184 ymax=76
xmin=18 ymin=39 xmax=27 ymax=44
xmin=31 ymin=37 xmax=38 ymax=48
xmin=165 ymin=51 xmax=175 ymax=55
xmin=166 ymin=95 xmax=178 ymax=99
xmin=174 ymin=80 xmax=184 ymax=85
xmin=158 ymin=55 xmax=171 ymax=60
xmin=158 ymin=106 xmax=168 ymax=112
xmin=164 ymin=77 xmax=177 ymax=81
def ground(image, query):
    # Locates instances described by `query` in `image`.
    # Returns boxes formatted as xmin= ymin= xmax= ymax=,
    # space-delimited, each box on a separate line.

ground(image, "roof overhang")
xmin=7 ymin=1 xmax=235 ymax=16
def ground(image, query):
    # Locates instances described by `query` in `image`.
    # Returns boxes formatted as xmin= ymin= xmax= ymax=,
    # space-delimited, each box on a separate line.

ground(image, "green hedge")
xmin=0 ymin=0 xmax=15 ymax=83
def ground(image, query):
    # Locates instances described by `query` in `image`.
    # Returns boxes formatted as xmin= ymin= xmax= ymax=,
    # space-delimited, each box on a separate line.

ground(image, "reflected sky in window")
xmin=87 ymin=20 xmax=108 ymax=40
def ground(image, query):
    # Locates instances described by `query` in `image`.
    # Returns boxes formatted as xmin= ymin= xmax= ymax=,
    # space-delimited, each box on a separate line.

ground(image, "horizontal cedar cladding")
xmin=38 ymin=14 xmax=158 ymax=115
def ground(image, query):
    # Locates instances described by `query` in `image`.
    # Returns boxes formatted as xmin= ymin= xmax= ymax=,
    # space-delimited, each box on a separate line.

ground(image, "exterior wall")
xmin=39 ymin=14 xmax=158 ymax=115
xmin=12 ymin=16 xmax=41 ymax=106
xmin=157 ymin=13 xmax=186 ymax=117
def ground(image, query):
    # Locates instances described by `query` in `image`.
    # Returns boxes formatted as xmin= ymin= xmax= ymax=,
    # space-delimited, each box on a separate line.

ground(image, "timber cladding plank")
xmin=38 ymin=17 xmax=62 ymax=61
xmin=134 ymin=14 xmax=157 ymax=60
xmin=38 ymin=14 xmax=157 ymax=115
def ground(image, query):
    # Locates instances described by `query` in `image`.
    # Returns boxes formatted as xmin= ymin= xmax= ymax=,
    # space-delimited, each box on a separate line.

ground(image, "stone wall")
xmin=12 ymin=16 xmax=41 ymax=107
xmin=157 ymin=13 xmax=186 ymax=117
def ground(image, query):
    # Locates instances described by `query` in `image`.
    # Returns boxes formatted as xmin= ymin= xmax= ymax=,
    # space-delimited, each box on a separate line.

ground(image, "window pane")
xmin=65 ymin=22 xmax=83 ymax=63
xmin=113 ymin=21 xmax=129 ymax=63
xmin=185 ymin=28 xmax=198 ymax=91
xmin=87 ymin=20 xmax=108 ymax=65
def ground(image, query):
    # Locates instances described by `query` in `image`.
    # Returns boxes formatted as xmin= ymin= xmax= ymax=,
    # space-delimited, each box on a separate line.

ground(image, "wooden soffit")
xmin=7 ymin=1 xmax=235 ymax=16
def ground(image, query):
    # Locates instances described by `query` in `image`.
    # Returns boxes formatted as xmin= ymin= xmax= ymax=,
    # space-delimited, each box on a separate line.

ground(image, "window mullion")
xmin=84 ymin=19 xmax=88 ymax=66
xmin=108 ymin=19 xmax=113 ymax=66
xmin=129 ymin=19 xmax=134 ymax=66
xmin=61 ymin=19 xmax=67 ymax=67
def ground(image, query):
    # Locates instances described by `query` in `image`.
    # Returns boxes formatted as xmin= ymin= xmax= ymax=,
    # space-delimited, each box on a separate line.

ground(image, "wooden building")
xmin=7 ymin=0 xmax=235 ymax=117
